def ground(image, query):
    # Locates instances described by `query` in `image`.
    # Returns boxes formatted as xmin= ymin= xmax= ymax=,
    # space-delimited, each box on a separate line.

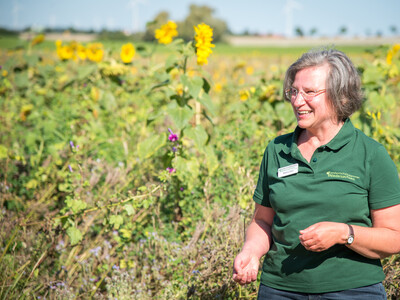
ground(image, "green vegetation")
xmin=0 ymin=37 xmax=400 ymax=299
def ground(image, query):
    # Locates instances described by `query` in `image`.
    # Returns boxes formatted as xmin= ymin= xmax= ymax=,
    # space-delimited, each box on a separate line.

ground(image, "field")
xmin=1 ymin=34 xmax=400 ymax=299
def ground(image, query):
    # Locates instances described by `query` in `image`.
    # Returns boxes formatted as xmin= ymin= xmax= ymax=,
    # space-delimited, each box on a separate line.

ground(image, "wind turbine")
xmin=12 ymin=0 xmax=22 ymax=30
xmin=283 ymin=0 xmax=302 ymax=37
xmin=128 ymin=0 xmax=147 ymax=33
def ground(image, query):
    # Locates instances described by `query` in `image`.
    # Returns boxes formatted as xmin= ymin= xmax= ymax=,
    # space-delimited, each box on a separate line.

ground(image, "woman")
xmin=232 ymin=48 xmax=400 ymax=299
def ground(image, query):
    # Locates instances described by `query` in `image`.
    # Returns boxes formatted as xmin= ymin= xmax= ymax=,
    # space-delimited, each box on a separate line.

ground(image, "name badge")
xmin=278 ymin=163 xmax=298 ymax=178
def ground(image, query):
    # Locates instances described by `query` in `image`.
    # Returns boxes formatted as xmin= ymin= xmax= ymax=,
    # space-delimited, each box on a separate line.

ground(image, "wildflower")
xmin=86 ymin=43 xmax=104 ymax=62
xmin=68 ymin=165 xmax=73 ymax=172
xmin=89 ymin=246 xmax=102 ymax=257
xmin=155 ymin=21 xmax=178 ymax=44
xmin=112 ymin=265 xmax=120 ymax=271
xmin=31 ymin=34 xmax=45 ymax=46
xmin=56 ymin=42 xmax=74 ymax=61
xmin=214 ymin=82 xmax=223 ymax=93
xmin=386 ymin=43 xmax=400 ymax=65
xmin=239 ymin=89 xmax=250 ymax=101
xmin=246 ymin=66 xmax=254 ymax=75
xmin=77 ymin=44 xmax=87 ymax=60
xmin=168 ymin=128 xmax=178 ymax=142
xmin=172 ymin=146 xmax=177 ymax=153
xmin=56 ymin=240 xmax=65 ymax=252
xmin=194 ymin=23 xmax=215 ymax=65
xmin=166 ymin=167 xmax=176 ymax=173
xmin=120 ymin=43 xmax=136 ymax=63
xmin=20 ymin=104 xmax=33 ymax=121
xmin=180 ymin=187 xmax=184 ymax=191
xmin=175 ymin=83 xmax=184 ymax=96
xmin=2 ymin=69 xmax=8 ymax=77
xmin=69 ymin=141 xmax=75 ymax=149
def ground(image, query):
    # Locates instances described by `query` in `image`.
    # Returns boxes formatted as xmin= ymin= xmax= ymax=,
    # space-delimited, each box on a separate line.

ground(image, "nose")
xmin=291 ymin=91 xmax=306 ymax=105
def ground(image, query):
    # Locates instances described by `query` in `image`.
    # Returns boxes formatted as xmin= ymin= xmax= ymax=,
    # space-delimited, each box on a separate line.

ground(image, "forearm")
xmin=242 ymin=219 xmax=273 ymax=259
xmin=347 ymin=225 xmax=400 ymax=259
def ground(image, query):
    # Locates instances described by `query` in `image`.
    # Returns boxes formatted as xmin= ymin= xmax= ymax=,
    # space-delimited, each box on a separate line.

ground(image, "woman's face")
xmin=290 ymin=64 xmax=338 ymax=132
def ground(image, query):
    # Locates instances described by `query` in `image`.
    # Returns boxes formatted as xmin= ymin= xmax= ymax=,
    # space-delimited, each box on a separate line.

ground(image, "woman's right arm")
xmin=232 ymin=203 xmax=275 ymax=285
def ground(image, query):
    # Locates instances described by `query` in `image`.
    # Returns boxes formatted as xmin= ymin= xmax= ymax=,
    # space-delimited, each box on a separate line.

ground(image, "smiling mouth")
xmin=297 ymin=110 xmax=312 ymax=115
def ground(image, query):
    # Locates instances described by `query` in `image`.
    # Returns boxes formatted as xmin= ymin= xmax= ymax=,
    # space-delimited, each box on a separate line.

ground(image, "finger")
xmin=233 ymin=259 xmax=244 ymax=275
xmin=234 ymin=254 xmax=250 ymax=273
xmin=250 ymin=269 xmax=258 ymax=282
xmin=240 ymin=272 xmax=248 ymax=285
xmin=300 ymin=223 xmax=319 ymax=234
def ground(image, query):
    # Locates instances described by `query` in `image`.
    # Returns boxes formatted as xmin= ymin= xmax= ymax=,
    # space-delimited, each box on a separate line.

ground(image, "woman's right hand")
xmin=232 ymin=250 xmax=260 ymax=285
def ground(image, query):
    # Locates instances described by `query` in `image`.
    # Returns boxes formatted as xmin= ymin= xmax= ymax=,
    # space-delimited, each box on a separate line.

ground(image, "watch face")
xmin=348 ymin=236 xmax=354 ymax=244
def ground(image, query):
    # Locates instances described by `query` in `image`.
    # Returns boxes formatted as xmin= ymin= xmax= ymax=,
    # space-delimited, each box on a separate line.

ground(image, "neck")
xmin=301 ymin=120 xmax=344 ymax=147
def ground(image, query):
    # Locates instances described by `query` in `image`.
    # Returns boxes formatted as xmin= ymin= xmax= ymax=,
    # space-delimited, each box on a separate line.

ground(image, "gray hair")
xmin=283 ymin=48 xmax=363 ymax=121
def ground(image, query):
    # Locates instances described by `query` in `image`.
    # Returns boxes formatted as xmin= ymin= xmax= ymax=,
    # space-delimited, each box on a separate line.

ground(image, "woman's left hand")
xmin=299 ymin=222 xmax=347 ymax=252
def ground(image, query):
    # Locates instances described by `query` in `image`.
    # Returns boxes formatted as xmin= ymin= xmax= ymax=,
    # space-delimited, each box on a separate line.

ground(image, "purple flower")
xmin=89 ymin=246 xmax=101 ymax=257
xmin=69 ymin=141 xmax=75 ymax=149
xmin=68 ymin=165 xmax=73 ymax=172
xmin=172 ymin=146 xmax=177 ymax=153
xmin=180 ymin=187 xmax=184 ymax=191
xmin=166 ymin=167 xmax=176 ymax=173
xmin=168 ymin=128 xmax=178 ymax=142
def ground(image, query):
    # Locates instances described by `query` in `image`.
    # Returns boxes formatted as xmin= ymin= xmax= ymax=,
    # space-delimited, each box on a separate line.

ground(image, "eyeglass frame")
xmin=284 ymin=87 xmax=326 ymax=102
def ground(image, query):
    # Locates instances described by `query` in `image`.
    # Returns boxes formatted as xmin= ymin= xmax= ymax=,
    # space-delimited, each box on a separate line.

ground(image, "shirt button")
xmin=312 ymin=158 xmax=317 ymax=162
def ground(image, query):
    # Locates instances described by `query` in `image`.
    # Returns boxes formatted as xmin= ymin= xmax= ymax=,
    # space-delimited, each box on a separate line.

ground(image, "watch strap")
xmin=346 ymin=224 xmax=354 ymax=245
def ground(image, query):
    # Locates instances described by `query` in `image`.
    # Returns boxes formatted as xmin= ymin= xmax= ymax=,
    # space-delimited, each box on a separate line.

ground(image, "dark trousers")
xmin=257 ymin=282 xmax=387 ymax=300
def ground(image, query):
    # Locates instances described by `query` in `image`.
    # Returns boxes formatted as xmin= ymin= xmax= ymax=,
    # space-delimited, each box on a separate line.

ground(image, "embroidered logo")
xmin=326 ymin=171 xmax=360 ymax=181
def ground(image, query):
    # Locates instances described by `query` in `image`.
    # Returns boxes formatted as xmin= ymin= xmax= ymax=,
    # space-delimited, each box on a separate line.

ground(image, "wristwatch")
xmin=346 ymin=224 xmax=354 ymax=245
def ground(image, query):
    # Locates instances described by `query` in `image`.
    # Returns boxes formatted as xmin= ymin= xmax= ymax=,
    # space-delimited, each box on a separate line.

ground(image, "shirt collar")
xmin=282 ymin=118 xmax=354 ymax=155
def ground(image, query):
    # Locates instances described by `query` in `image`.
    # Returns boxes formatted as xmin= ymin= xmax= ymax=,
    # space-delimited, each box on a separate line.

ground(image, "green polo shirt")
xmin=253 ymin=118 xmax=400 ymax=293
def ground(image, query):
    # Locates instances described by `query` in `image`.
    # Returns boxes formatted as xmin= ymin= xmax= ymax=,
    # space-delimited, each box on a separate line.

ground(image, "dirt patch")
xmin=20 ymin=32 xmax=97 ymax=42
xmin=226 ymin=35 xmax=400 ymax=47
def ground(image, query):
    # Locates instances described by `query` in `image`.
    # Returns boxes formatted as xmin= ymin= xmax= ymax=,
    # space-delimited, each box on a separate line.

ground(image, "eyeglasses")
xmin=285 ymin=87 xmax=326 ymax=102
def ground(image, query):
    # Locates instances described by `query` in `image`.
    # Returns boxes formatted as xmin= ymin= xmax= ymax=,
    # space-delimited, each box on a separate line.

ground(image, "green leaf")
xmin=137 ymin=134 xmax=166 ymax=159
xmin=67 ymin=226 xmax=83 ymax=245
xmin=184 ymin=126 xmax=208 ymax=149
xmin=181 ymin=75 xmax=203 ymax=99
xmin=172 ymin=156 xmax=200 ymax=189
xmin=65 ymin=198 xmax=87 ymax=214
xmin=25 ymin=179 xmax=38 ymax=189
xmin=367 ymin=91 xmax=396 ymax=111
xmin=100 ymin=91 xmax=117 ymax=111
xmin=0 ymin=144 xmax=8 ymax=159
xmin=109 ymin=215 xmax=124 ymax=229
xmin=165 ymin=55 xmax=179 ymax=70
xmin=204 ymin=145 xmax=219 ymax=175
xmin=24 ymin=54 xmax=39 ymax=66
xmin=124 ymin=204 xmax=135 ymax=216
xmin=362 ymin=66 xmax=383 ymax=84
xmin=202 ymin=77 xmax=211 ymax=93
xmin=15 ymin=72 xmax=29 ymax=89
xmin=275 ymin=102 xmax=296 ymax=127
xmin=77 ymin=64 xmax=97 ymax=80
xmin=197 ymin=93 xmax=216 ymax=116
xmin=167 ymin=101 xmax=194 ymax=130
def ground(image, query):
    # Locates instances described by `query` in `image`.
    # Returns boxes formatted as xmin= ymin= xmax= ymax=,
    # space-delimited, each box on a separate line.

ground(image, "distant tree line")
xmin=0 ymin=4 xmax=398 ymax=41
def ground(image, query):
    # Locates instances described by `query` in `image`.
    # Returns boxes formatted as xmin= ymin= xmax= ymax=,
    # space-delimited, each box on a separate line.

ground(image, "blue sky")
xmin=1 ymin=0 xmax=400 ymax=37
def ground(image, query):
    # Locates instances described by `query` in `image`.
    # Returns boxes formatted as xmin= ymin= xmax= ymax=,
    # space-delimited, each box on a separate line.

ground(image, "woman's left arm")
xmin=348 ymin=204 xmax=400 ymax=259
xmin=299 ymin=204 xmax=400 ymax=259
